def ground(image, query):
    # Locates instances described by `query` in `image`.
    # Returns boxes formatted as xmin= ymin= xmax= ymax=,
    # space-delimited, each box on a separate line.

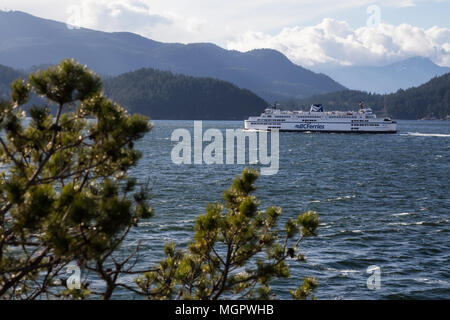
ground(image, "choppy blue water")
xmin=120 ymin=120 xmax=449 ymax=300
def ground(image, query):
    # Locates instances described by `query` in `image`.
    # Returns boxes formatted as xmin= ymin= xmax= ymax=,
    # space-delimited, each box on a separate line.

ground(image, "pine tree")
xmin=136 ymin=168 xmax=319 ymax=300
xmin=0 ymin=59 xmax=153 ymax=299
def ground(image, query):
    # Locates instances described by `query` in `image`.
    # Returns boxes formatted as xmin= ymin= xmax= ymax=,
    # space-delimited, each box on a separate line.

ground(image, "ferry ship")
xmin=244 ymin=103 xmax=397 ymax=133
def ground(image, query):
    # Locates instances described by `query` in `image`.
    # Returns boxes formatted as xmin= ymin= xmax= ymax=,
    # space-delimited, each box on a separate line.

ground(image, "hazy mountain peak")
xmin=391 ymin=56 xmax=440 ymax=69
xmin=318 ymin=56 xmax=450 ymax=94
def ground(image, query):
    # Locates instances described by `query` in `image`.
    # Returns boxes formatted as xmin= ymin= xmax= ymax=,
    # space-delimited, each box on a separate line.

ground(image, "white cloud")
xmin=70 ymin=0 xmax=207 ymax=43
xmin=4 ymin=0 xmax=449 ymax=65
xmin=56 ymin=0 xmax=450 ymax=45
xmin=227 ymin=18 xmax=450 ymax=67
xmin=395 ymin=0 xmax=416 ymax=8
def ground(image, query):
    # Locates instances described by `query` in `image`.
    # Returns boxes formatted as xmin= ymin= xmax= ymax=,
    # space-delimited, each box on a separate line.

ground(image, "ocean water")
xmin=118 ymin=120 xmax=449 ymax=300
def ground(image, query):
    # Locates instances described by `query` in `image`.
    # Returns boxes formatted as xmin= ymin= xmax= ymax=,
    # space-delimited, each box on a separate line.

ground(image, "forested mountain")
xmin=0 ymin=64 xmax=24 ymax=100
xmin=0 ymin=10 xmax=345 ymax=102
xmin=290 ymin=73 xmax=450 ymax=120
xmin=104 ymin=68 xmax=268 ymax=119
xmin=2 ymin=60 xmax=447 ymax=120
xmin=0 ymin=63 xmax=268 ymax=119
xmin=313 ymin=57 xmax=450 ymax=94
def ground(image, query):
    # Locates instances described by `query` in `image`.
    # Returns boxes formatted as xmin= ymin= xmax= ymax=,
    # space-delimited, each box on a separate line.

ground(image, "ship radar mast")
xmin=358 ymin=101 xmax=365 ymax=109
xmin=271 ymin=102 xmax=281 ymax=109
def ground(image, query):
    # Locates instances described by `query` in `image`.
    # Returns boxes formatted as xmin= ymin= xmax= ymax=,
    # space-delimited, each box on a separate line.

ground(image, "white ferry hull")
xmin=244 ymin=120 xmax=397 ymax=133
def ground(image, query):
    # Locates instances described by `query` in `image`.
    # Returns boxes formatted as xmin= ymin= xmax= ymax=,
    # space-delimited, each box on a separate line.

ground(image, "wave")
xmin=322 ymin=266 xmax=361 ymax=276
xmin=392 ymin=212 xmax=410 ymax=216
xmin=401 ymin=132 xmax=450 ymax=138
xmin=388 ymin=221 xmax=425 ymax=226
xmin=242 ymin=129 xmax=269 ymax=133
xmin=327 ymin=195 xmax=356 ymax=202
xmin=413 ymin=278 xmax=450 ymax=285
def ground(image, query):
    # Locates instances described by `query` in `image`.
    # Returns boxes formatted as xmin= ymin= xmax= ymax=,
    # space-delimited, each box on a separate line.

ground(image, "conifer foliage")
xmin=136 ymin=169 xmax=319 ymax=300
xmin=0 ymin=59 xmax=152 ymax=299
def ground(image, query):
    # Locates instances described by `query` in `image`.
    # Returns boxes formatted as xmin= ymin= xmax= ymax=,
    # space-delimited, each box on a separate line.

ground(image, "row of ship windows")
xmin=263 ymin=119 xmax=319 ymax=122
xmin=250 ymin=123 xmax=282 ymax=125
xmin=266 ymin=116 xmax=290 ymax=118
xmin=249 ymin=123 xmax=380 ymax=127
xmin=253 ymin=120 xmax=375 ymax=124
xmin=266 ymin=116 xmax=365 ymax=119
xmin=328 ymin=116 xmax=358 ymax=119
xmin=268 ymin=116 xmax=324 ymax=119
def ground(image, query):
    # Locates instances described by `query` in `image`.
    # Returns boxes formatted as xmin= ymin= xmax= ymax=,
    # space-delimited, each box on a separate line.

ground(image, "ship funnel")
xmin=310 ymin=104 xmax=323 ymax=112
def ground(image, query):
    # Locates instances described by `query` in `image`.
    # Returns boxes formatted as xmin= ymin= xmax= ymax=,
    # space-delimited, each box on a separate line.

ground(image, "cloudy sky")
xmin=1 ymin=0 xmax=449 ymax=68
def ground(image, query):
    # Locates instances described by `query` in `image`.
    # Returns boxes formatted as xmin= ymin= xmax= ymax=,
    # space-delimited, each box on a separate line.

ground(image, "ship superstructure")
xmin=244 ymin=103 xmax=397 ymax=133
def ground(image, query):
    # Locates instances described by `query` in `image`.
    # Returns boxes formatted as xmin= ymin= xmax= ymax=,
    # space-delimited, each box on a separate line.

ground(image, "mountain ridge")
xmin=313 ymin=57 xmax=450 ymax=94
xmin=0 ymin=62 xmax=268 ymax=120
xmin=0 ymin=10 xmax=345 ymax=102
xmin=0 ymin=64 xmax=25 ymax=101
xmin=289 ymin=73 xmax=450 ymax=120
xmin=102 ymin=67 xmax=269 ymax=120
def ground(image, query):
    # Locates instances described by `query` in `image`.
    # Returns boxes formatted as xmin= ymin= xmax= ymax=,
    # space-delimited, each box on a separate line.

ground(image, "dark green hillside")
xmin=0 ymin=65 xmax=25 ymax=100
xmin=292 ymin=73 xmax=450 ymax=120
xmin=103 ymin=68 xmax=268 ymax=120
xmin=385 ymin=73 xmax=450 ymax=119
